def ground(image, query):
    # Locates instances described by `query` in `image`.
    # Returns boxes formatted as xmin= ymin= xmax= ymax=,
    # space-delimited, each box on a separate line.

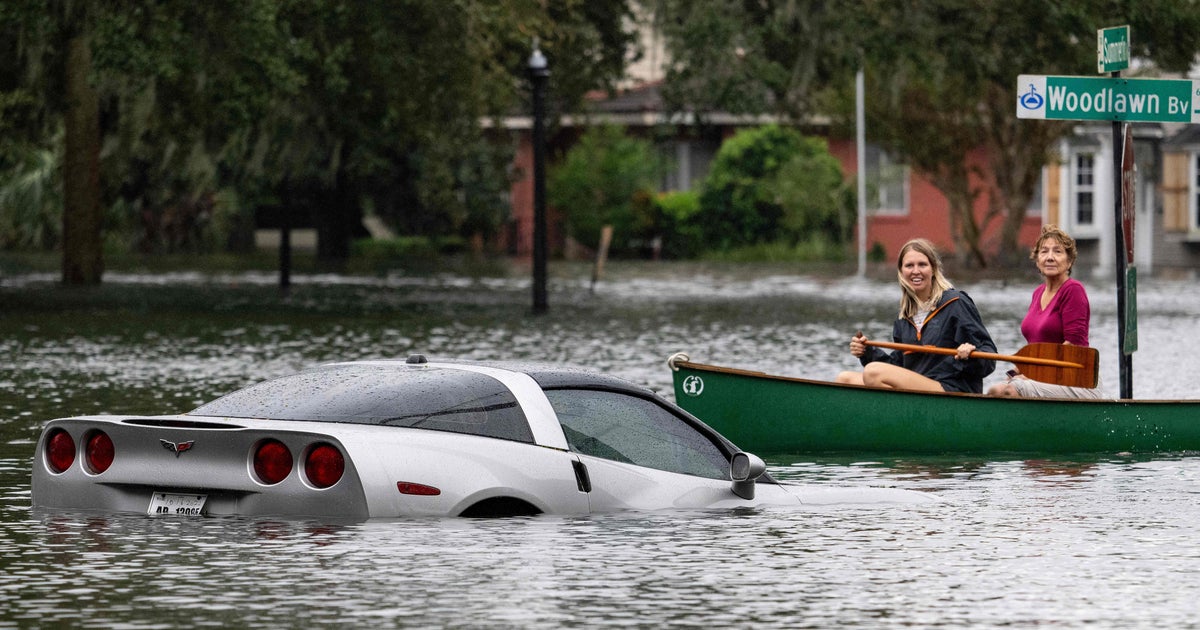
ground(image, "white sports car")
xmin=31 ymin=356 xmax=932 ymax=518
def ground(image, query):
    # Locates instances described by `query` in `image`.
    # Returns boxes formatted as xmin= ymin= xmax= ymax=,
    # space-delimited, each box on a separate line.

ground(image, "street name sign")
xmin=1097 ymin=25 xmax=1130 ymax=73
xmin=1016 ymin=74 xmax=1200 ymax=123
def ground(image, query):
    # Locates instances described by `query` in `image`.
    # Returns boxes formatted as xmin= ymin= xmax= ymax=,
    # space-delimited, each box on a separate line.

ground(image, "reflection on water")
xmin=4 ymin=265 xmax=1200 ymax=626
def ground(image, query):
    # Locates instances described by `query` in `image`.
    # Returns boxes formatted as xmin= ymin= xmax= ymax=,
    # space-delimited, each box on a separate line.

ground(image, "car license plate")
xmin=148 ymin=492 xmax=207 ymax=516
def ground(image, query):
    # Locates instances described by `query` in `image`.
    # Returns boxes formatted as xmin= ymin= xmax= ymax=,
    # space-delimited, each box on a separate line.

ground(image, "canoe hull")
xmin=670 ymin=360 xmax=1200 ymax=454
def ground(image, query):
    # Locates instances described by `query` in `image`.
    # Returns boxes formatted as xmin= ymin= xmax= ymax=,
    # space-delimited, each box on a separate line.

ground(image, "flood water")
xmin=3 ymin=261 xmax=1200 ymax=628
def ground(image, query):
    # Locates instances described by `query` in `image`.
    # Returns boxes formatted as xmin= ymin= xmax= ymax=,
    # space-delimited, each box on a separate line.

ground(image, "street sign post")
xmin=1017 ymin=74 xmax=1200 ymax=123
xmin=1097 ymin=25 xmax=1130 ymax=73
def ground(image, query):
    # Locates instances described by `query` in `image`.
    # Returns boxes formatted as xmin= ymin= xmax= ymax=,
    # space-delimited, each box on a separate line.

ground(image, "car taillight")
xmin=46 ymin=429 xmax=76 ymax=474
xmin=85 ymin=431 xmax=114 ymax=474
xmin=304 ymin=443 xmax=345 ymax=489
xmin=253 ymin=439 xmax=293 ymax=485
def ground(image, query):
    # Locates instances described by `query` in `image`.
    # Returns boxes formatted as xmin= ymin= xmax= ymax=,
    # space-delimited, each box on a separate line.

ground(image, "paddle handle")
xmin=863 ymin=339 xmax=1084 ymax=369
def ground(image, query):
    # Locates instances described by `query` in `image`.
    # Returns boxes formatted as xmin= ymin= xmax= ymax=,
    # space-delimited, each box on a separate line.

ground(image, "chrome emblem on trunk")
xmin=161 ymin=439 xmax=195 ymax=457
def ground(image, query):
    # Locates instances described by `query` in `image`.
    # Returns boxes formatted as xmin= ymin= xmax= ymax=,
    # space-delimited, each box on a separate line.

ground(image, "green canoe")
xmin=668 ymin=354 xmax=1200 ymax=455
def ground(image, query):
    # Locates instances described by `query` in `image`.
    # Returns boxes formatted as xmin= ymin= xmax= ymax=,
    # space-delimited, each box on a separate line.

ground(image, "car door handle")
xmin=571 ymin=460 xmax=591 ymax=493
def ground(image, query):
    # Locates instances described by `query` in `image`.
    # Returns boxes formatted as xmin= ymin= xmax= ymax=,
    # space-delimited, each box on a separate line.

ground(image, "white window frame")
xmin=1192 ymin=151 xmax=1200 ymax=231
xmin=866 ymin=144 xmax=909 ymax=216
xmin=1069 ymin=150 xmax=1098 ymax=234
xmin=662 ymin=138 xmax=717 ymax=192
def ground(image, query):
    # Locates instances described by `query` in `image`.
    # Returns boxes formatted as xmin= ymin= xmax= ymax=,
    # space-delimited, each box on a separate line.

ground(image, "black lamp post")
xmin=529 ymin=40 xmax=549 ymax=315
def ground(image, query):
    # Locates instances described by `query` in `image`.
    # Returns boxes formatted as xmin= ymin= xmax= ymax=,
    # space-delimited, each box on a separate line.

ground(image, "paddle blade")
xmin=1014 ymin=343 xmax=1099 ymax=388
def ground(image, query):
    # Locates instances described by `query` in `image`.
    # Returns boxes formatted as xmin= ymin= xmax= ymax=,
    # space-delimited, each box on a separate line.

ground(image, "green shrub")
xmin=691 ymin=125 xmax=852 ymax=254
xmin=0 ymin=147 xmax=61 ymax=250
xmin=654 ymin=190 xmax=703 ymax=258
xmin=548 ymin=124 xmax=667 ymax=256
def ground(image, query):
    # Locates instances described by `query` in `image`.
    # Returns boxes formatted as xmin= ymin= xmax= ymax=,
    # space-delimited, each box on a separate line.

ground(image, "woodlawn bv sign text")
xmin=1017 ymin=74 xmax=1200 ymax=123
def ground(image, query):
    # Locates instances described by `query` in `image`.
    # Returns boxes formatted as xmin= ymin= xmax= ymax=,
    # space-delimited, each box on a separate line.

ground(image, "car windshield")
xmin=189 ymin=364 xmax=534 ymax=443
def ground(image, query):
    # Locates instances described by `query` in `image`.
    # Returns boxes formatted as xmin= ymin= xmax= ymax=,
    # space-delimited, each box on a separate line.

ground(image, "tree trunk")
xmin=983 ymin=89 xmax=1070 ymax=265
xmin=930 ymin=165 xmax=988 ymax=269
xmin=62 ymin=31 xmax=104 ymax=285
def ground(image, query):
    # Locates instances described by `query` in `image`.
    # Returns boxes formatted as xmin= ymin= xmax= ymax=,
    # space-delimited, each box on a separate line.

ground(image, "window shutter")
xmin=1045 ymin=162 xmax=1061 ymax=226
xmin=1162 ymin=151 xmax=1189 ymax=232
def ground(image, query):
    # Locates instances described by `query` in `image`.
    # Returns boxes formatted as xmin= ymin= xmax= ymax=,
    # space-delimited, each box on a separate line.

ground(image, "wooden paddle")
xmin=863 ymin=339 xmax=1099 ymax=388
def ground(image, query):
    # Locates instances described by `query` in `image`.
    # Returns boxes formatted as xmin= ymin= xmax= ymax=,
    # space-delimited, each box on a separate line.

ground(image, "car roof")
xmin=302 ymin=357 xmax=753 ymax=469
xmin=337 ymin=356 xmax=658 ymax=397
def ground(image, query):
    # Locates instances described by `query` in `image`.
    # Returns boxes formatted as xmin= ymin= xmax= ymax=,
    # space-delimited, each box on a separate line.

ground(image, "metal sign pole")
xmin=1112 ymin=115 xmax=1131 ymax=399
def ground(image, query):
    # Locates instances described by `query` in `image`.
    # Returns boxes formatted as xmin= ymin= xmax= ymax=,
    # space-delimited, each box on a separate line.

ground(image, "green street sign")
xmin=1016 ymin=74 xmax=1200 ymax=123
xmin=1098 ymin=25 xmax=1130 ymax=73
xmin=1124 ymin=265 xmax=1138 ymax=355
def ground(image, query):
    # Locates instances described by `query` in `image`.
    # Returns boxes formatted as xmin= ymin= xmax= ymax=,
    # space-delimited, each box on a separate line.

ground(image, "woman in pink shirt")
xmin=990 ymin=225 xmax=1104 ymax=398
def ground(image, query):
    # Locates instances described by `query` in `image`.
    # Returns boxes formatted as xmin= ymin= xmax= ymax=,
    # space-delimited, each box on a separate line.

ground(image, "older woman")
xmin=837 ymin=238 xmax=997 ymax=393
xmin=989 ymin=225 xmax=1104 ymax=398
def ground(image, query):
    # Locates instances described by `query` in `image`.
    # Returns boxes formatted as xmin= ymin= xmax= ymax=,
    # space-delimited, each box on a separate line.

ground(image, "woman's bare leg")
xmin=862 ymin=362 xmax=945 ymax=392
xmin=836 ymin=371 xmax=865 ymax=385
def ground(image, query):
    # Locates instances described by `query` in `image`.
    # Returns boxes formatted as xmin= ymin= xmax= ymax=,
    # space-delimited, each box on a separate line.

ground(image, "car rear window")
xmin=189 ymin=364 xmax=534 ymax=443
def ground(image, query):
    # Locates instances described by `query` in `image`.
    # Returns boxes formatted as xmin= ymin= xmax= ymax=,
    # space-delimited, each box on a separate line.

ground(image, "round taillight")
xmin=85 ymin=431 xmax=115 ymax=474
xmin=253 ymin=439 xmax=293 ymax=485
xmin=304 ymin=443 xmax=345 ymax=489
xmin=46 ymin=429 xmax=76 ymax=474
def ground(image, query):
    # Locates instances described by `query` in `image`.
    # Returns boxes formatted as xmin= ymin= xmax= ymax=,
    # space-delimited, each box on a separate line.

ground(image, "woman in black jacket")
xmin=836 ymin=238 xmax=997 ymax=394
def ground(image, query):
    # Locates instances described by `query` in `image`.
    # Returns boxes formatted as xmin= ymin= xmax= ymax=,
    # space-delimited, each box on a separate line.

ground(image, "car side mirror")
xmin=730 ymin=451 xmax=766 ymax=500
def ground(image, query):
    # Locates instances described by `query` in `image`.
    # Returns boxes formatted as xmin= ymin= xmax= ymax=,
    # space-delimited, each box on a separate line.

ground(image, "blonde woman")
xmin=837 ymin=238 xmax=997 ymax=393
xmin=989 ymin=225 xmax=1104 ymax=399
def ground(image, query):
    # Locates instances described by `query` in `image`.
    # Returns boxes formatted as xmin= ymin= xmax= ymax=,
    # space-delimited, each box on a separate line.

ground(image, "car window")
xmin=545 ymin=389 xmax=728 ymax=480
xmin=189 ymin=364 xmax=534 ymax=443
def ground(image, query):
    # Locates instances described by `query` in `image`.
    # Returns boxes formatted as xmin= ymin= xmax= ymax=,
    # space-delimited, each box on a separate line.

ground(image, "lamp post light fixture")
xmin=529 ymin=39 xmax=549 ymax=315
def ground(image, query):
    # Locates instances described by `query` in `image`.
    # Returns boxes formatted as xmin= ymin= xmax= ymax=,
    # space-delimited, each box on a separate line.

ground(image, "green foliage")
xmin=768 ymin=137 xmax=854 ymax=244
xmin=695 ymin=125 xmax=800 ymax=249
xmin=0 ymin=0 xmax=640 ymax=269
xmin=692 ymin=125 xmax=851 ymax=252
xmin=0 ymin=145 xmax=60 ymax=249
xmin=351 ymin=236 xmax=468 ymax=272
xmin=869 ymin=241 xmax=887 ymax=263
xmin=548 ymin=124 xmax=667 ymax=255
xmin=654 ymin=0 xmax=859 ymax=121
xmin=653 ymin=190 xmax=702 ymax=258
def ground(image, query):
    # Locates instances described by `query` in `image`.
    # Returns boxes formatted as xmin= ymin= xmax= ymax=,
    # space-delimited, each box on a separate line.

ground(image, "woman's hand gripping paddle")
xmin=863 ymin=339 xmax=1099 ymax=388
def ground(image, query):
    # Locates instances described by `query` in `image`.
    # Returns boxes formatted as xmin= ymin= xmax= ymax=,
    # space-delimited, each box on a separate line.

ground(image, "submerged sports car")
xmin=32 ymin=356 xmax=932 ymax=518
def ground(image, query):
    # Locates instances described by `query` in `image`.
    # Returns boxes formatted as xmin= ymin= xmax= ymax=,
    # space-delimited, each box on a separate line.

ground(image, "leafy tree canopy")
xmin=0 ymin=0 xmax=640 ymax=279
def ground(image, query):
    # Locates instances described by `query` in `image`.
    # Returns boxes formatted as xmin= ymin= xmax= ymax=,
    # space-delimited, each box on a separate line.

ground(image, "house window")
xmin=866 ymin=144 xmax=908 ymax=216
xmin=1073 ymin=152 xmax=1096 ymax=228
xmin=662 ymin=139 xmax=717 ymax=192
